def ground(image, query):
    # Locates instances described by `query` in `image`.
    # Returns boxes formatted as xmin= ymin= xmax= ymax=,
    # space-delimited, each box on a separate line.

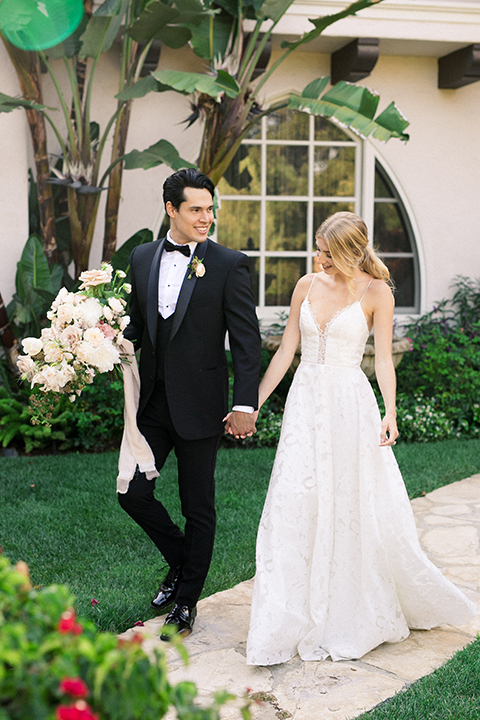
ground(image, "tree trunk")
xmin=102 ymin=101 xmax=132 ymax=262
xmin=0 ymin=292 xmax=20 ymax=377
xmin=2 ymin=40 xmax=58 ymax=265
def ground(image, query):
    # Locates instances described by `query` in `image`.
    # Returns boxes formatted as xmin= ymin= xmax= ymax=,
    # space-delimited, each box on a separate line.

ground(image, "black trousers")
xmin=118 ymin=379 xmax=221 ymax=608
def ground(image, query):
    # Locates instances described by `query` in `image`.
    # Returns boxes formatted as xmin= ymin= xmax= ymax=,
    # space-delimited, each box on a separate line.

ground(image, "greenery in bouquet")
xmin=16 ymin=264 xmax=131 ymax=427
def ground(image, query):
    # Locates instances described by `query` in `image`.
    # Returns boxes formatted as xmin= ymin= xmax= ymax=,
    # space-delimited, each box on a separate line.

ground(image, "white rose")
xmin=117 ymin=270 xmax=126 ymax=279
xmin=102 ymin=306 xmax=114 ymax=322
xmin=123 ymin=283 xmax=132 ymax=294
xmin=59 ymin=325 xmax=82 ymax=349
xmin=76 ymin=297 xmax=103 ymax=328
xmin=92 ymin=343 xmax=120 ymax=373
xmin=41 ymin=327 xmax=55 ymax=341
xmin=76 ymin=341 xmax=96 ymax=365
xmin=22 ymin=337 xmax=43 ymax=356
xmin=78 ymin=265 xmax=113 ymax=289
xmin=119 ymin=315 xmax=130 ymax=331
xmin=43 ymin=342 xmax=65 ymax=364
xmin=108 ymin=297 xmax=124 ymax=314
xmin=196 ymin=262 xmax=206 ymax=277
xmin=83 ymin=326 xmax=105 ymax=348
xmin=34 ymin=366 xmax=65 ymax=392
xmin=56 ymin=303 xmax=74 ymax=325
xmin=51 ymin=287 xmax=69 ymax=310
xmin=17 ymin=355 xmax=36 ymax=380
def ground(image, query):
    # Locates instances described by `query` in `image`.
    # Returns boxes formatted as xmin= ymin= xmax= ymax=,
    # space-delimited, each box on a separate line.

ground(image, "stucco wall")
xmin=0 ymin=41 xmax=29 ymax=305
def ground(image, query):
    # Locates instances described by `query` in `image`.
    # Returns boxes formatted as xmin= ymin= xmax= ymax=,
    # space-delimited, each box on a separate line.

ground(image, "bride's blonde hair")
xmin=316 ymin=211 xmax=390 ymax=295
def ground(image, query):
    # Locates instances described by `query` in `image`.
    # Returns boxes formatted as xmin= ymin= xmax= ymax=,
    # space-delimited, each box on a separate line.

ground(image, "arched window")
xmin=217 ymin=108 xmax=420 ymax=318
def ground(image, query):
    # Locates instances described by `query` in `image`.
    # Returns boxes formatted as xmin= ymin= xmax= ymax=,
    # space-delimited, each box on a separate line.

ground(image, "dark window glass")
xmin=314 ymin=116 xmax=351 ymax=142
xmin=265 ymin=257 xmax=306 ymax=306
xmin=217 ymin=200 xmax=260 ymax=251
xmin=313 ymin=147 xmax=355 ymax=196
xmin=383 ymin=257 xmax=415 ymax=308
xmin=267 ymin=146 xmax=308 ymax=195
xmin=217 ymin=145 xmax=261 ymax=196
xmin=374 ymin=202 xmax=412 ymax=253
xmin=266 ymin=108 xmax=309 ymax=141
xmin=266 ymin=201 xmax=307 ymax=251
xmin=374 ymin=171 xmax=393 ymax=198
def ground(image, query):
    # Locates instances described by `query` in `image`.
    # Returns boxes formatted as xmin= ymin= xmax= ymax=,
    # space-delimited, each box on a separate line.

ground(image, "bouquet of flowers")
xmin=17 ymin=263 xmax=131 ymax=426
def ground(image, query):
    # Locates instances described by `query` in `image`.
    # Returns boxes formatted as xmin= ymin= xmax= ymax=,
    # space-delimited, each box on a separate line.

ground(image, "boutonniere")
xmin=188 ymin=255 xmax=206 ymax=279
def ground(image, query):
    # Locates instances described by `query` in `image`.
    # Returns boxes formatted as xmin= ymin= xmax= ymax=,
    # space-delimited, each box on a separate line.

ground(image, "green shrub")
xmin=0 ymin=554 xmax=250 ymax=720
xmin=65 ymin=374 xmax=125 ymax=451
xmin=396 ymin=276 xmax=480 ymax=440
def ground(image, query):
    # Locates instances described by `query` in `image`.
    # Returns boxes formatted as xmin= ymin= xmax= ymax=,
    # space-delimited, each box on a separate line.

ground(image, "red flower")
xmin=90 ymin=598 xmax=99 ymax=607
xmin=133 ymin=620 xmax=144 ymax=626
xmin=118 ymin=633 xmax=143 ymax=647
xmin=59 ymin=678 xmax=89 ymax=698
xmin=57 ymin=610 xmax=83 ymax=636
xmin=55 ymin=700 xmax=99 ymax=720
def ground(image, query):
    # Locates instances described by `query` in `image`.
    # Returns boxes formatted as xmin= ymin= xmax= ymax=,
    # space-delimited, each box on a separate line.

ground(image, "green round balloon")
xmin=0 ymin=0 xmax=84 ymax=51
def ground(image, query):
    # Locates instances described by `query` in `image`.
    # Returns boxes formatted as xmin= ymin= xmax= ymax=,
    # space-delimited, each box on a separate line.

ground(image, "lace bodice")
xmin=300 ymin=298 xmax=370 ymax=367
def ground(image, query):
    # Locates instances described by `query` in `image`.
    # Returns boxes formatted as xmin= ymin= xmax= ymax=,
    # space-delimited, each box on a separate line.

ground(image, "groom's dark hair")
xmin=163 ymin=168 xmax=215 ymax=210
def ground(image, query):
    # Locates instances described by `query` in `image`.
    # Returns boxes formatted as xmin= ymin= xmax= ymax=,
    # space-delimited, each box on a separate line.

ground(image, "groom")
xmin=119 ymin=168 xmax=261 ymax=640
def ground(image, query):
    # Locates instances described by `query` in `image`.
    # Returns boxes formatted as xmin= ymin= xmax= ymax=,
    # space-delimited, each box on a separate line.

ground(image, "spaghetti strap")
xmin=306 ymin=273 xmax=317 ymax=301
xmin=359 ymin=278 xmax=374 ymax=304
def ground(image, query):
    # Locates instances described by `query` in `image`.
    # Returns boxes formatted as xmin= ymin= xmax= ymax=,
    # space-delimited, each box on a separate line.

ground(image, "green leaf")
xmin=154 ymin=25 xmax=192 ymax=49
xmin=94 ymin=0 xmax=124 ymax=15
xmin=188 ymin=12 xmax=232 ymax=61
xmin=79 ymin=0 xmax=129 ymax=57
xmin=123 ymin=139 xmax=197 ymax=171
xmin=128 ymin=0 xmax=210 ymax=43
xmin=116 ymin=75 xmax=170 ymax=102
xmin=45 ymin=15 xmax=89 ymax=59
xmin=257 ymin=0 xmax=295 ymax=23
xmin=321 ymin=81 xmax=379 ymax=119
xmin=0 ymin=93 xmax=51 ymax=114
xmin=151 ymin=69 xmax=240 ymax=99
xmin=110 ymin=228 xmax=154 ymax=275
xmin=301 ymin=77 xmax=329 ymax=99
xmin=281 ymin=0 xmax=383 ymax=51
xmin=287 ymin=82 xmax=409 ymax=142
xmin=16 ymin=235 xmax=53 ymax=299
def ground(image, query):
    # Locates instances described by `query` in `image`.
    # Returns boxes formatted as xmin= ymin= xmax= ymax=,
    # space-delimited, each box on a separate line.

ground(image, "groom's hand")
xmin=224 ymin=411 xmax=256 ymax=439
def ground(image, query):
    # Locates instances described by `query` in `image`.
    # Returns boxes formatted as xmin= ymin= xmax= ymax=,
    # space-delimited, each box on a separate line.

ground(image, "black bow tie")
xmin=164 ymin=239 xmax=191 ymax=258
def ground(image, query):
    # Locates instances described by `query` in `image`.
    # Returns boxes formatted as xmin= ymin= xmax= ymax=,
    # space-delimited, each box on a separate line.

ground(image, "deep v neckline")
xmin=305 ymin=298 xmax=360 ymax=336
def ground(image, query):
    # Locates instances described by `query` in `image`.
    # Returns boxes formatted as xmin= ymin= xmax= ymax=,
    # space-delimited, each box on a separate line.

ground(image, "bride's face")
xmin=316 ymin=237 xmax=338 ymax=274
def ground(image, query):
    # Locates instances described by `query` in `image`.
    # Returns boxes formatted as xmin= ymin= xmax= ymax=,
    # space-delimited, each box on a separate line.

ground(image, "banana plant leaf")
xmin=257 ymin=0 xmax=296 ymax=23
xmin=123 ymin=139 xmax=197 ymax=171
xmin=150 ymin=69 xmax=240 ymax=98
xmin=128 ymin=0 xmax=211 ymax=43
xmin=116 ymin=74 xmax=172 ymax=102
xmin=79 ymin=0 xmax=129 ymax=58
xmin=288 ymin=80 xmax=409 ymax=142
xmin=281 ymin=0 xmax=384 ymax=52
xmin=0 ymin=93 xmax=53 ymax=114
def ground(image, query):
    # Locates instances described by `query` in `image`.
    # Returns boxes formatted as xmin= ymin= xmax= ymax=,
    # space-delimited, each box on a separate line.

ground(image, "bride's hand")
xmin=379 ymin=413 xmax=399 ymax=447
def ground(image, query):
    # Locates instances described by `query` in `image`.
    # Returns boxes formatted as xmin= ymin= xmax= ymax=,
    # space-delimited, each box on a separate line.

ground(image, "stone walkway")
xmin=120 ymin=474 xmax=480 ymax=719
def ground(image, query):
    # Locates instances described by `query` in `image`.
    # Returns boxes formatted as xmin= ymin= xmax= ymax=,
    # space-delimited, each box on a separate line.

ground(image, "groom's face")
xmin=166 ymin=187 xmax=214 ymax=245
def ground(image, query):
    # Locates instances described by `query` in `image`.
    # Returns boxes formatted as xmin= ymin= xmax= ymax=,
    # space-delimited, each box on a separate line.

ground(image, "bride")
xmin=244 ymin=212 xmax=474 ymax=665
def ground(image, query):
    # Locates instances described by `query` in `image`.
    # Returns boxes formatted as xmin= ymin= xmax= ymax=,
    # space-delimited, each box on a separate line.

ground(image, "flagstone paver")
xmin=120 ymin=474 xmax=480 ymax=719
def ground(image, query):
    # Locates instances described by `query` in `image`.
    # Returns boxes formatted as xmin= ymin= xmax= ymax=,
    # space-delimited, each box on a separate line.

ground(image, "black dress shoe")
xmin=151 ymin=566 xmax=180 ymax=612
xmin=160 ymin=603 xmax=197 ymax=641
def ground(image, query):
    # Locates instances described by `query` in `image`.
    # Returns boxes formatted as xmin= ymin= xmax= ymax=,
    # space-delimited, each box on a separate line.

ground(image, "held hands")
xmin=223 ymin=410 xmax=258 ymax=439
xmin=379 ymin=413 xmax=399 ymax=447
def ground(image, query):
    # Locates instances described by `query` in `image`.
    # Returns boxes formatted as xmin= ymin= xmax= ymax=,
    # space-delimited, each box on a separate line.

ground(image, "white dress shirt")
xmin=158 ymin=231 xmax=196 ymax=319
xmin=157 ymin=231 xmax=253 ymax=415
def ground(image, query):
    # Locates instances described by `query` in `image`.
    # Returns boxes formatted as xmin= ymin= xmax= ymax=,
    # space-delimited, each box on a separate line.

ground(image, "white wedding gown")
xmin=247 ymin=278 xmax=475 ymax=665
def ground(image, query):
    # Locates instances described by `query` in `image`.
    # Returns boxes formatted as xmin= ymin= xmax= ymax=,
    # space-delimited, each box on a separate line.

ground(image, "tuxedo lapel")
xmin=170 ymin=239 xmax=209 ymax=342
xmin=146 ymin=239 xmax=164 ymax=347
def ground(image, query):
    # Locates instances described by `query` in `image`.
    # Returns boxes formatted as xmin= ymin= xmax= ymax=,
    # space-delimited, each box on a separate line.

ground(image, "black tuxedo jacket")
xmin=125 ymin=237 xmax=261 ymax=440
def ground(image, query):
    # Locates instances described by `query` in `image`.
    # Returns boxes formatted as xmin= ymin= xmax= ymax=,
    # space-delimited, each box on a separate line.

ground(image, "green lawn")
xmin=1 ymin=439 xmax=480 ymax=719
xmin=1 ymin=439 xmax=480 ymax=634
